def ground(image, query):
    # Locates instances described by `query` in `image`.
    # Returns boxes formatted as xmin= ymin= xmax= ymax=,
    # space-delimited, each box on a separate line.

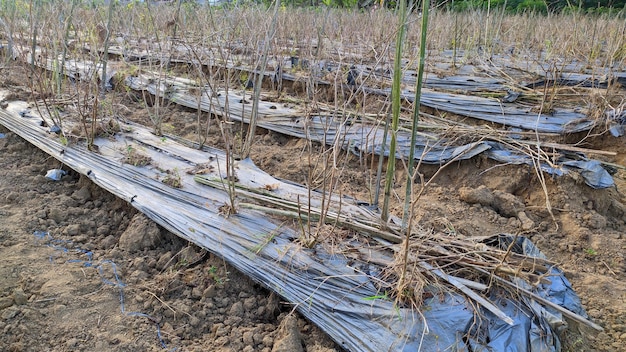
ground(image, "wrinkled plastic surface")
xmin=466 ymin=234 xmax=588 ymax=351
xmin=486 ymin=142 xmax=614 ymax=189
xmin=610 ymin=125 xmax=625 ymax=137
xmin=48 ymin=125 xmax=61 ymax=134
xmin=126 ymin=75 xmax=615 ymax=189
xmin=607 ymin=108 xmax=626 ymax=137
xmin=561 ymin=160 xmax=615 ymax=189
xmin=0 ymin=104 xmax=594 ymax=352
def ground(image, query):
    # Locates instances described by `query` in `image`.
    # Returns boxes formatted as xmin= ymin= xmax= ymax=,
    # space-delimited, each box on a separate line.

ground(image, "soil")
xmin=0 ymin=125 xmax=340 ymax=352
xmin=1 ymin=60 xmax=626 ymax=352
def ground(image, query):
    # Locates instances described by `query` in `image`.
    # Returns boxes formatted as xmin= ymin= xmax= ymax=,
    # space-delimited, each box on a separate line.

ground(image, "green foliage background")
xmin=448 ymin=0 xmax=626 ymax=14
xmin=4 ymin=0 xmax=622 ymax=14
xmin=257 ymin=0 xmax=626 ymax=14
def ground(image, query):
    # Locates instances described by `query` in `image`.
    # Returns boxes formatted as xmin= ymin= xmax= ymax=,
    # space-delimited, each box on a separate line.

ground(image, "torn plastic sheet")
xmin=48 ymin=125 xmax=61 ymax=134
xmin=610 ymin=125 xmax=625 ymax=137
xmin=320 ymin=233 xmax=589 ymax=351
xmin=365 ymin=87 xmax=595 ymax=133
xmin=337 ymin=124 xmax=613 ymax=189
xmin=352 ymin=138 xmax=613 ymax=189
xmin=485 ymin=142 xmax=614 ymax=189
xmin=561 ymin=160 xmax=615 ymax=189
xmin=463 ymin=234 xmax=589 ymax=352
xmin=607 ymin=107 xmax=626 ymax=137
xmin=124 ymin=73 xmax=615 ymax=188
xmin=124 ymin=73 xmax=613 ymax=186
xmin=17 ymin=49 xmax=617 ymax=189
xmin=346 ymin=128 xmax=492 ymax=164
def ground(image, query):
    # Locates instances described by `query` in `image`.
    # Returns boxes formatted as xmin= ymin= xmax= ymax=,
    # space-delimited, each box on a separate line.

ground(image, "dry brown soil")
xmin=1 ymin=61 xmax=626 ymax=352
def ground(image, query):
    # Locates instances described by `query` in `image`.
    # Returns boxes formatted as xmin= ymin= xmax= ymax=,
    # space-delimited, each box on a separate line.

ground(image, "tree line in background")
xmin=3 ymin=0 xmax=623 ymax=15
xmin=450 ymin=0 xmax=626 ymax=14
xmin=262 ymin=0 xmax=626 ymax=14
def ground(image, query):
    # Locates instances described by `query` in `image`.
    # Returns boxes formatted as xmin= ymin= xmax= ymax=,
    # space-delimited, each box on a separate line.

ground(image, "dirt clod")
xmin=492 ymin=190 xmax=526 ymax=217
xmin=459 ymin=185 xmax=494 ymax=206
xmin=272 ymin=314 xmax=304 ymax=352
xmin=459 ymin=186 xmax=525 ymax=217
xmin=0 ymin=297 xmax=14 ymax=309
xmin=517 ymin=211 xmax=535 ymax=231
xmin=71 ymin=186 xmax=92 ymax=203
xmin=230 ymin=301 xmax=245 ymax=317
xmin=12 ymin=289 xmax=28 ymax=305
xmin=118 ymin=213 xmax=163 ymax=252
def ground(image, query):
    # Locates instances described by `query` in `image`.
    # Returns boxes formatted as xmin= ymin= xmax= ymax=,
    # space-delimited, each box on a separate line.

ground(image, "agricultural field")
xmin=0 ymin=1 xmax=625 ymax=351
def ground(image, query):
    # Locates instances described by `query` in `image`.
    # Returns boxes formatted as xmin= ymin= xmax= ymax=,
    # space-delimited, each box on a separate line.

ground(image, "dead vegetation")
xmin=1 ymin=1 xmax=625 ymax=351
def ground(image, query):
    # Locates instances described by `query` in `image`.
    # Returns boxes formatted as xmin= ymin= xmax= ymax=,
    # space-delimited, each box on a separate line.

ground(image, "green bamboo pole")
xmin=399 ymin=0 xmax=430 ymax=294
xmin=401 ymin=0 xmax=429 ymax=231
xmin=381 ymin=0 xmax=408 ymax=222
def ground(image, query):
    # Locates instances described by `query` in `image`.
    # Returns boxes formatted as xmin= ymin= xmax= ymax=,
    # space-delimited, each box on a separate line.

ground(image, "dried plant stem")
xmin=28 ymin=0 xmax=42 ymax=83
xmin=194 ymin=176 xmax=403 ymax=243
xmin=472 ymin=266 xmax=603 ymax=331
xmin=241 ymin=0 xmax=280 ymax=159
xmin=217 ymin=121 xmax=238 ymax=215
xmin=0 ymin=12 xmax=15 ymax=63
xmin=59 ymin=0 xmax=78 ymax=91
xmin=166 ymin=0 xmax=183 ymax=69
xmin=100 ymin=0 xmax=114 ymax=93
xmin=420 ymin=261 xmax=514 ymax=325
xmin=373 ymin=111 xmax=390 ymax=207
xmin=533 ymin=80 xmax=558 ymax=230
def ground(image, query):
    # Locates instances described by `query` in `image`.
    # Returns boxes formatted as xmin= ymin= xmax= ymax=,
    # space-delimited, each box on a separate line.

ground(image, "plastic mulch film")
xmin=124 ymin=75 xmax=613 ymax=189
xmin=8 ymin=49 xmax=614 ymax=188
xmin=0 ymin=103 xmax=596 ymax=352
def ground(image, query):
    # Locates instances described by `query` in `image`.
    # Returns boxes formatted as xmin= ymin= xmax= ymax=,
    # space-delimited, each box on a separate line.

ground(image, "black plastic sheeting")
xmin=0 ymin=102 xmax=597 ymax=352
